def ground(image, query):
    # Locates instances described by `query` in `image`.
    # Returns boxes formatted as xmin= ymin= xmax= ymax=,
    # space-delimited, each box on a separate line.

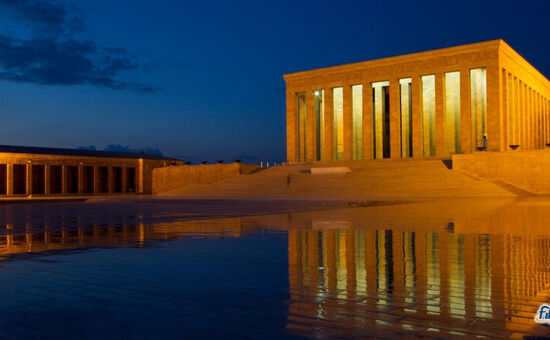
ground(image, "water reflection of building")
xmin=287 ymin=228 xmax=550 ymax=338
xmin=0 ymin=218 xmax=245 ymax=258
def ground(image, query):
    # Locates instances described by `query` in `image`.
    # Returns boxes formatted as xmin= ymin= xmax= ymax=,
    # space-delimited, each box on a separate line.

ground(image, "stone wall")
xmin=453 ymin=150 xmax=550 ymax=194
xmin=152 ymin=163 xmax=258 ymax=195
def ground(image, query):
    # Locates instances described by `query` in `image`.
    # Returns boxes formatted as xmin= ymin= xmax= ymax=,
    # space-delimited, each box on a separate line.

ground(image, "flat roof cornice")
xmin=283 ymin=39 xmax=503 ymax=81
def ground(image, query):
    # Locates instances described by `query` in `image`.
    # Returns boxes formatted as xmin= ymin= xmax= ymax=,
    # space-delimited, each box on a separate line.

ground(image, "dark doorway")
xmin=383 ymin=87 xmax=391 ymax=158
xmin=13 ymin=164 xmax=26 ymax=195
xmin=99 ymin=167 xmax=109 ymax=193
xmin=67 ymin=166 xmax=78 ymax=194
xmin=112 ymin=167 xmax=122 ymax=193
xmin=0 ymin=165 xmax=6 ymax=195
xmin=126 ymin=167 xmax=136 ymax=193
xmin=31 ymin=165 xmax=45 ymax=194
xmin=83 ymin=166 xmax=94 ymax=194
xmin=50 ymin=165 xmax=62 ymax=194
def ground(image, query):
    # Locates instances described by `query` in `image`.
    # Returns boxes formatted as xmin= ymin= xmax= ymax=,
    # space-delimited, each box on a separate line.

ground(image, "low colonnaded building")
xmin=284 ymin=39 xmax=550 ymax=162
xmin=0 ymin=145 xmax=181 ymax=196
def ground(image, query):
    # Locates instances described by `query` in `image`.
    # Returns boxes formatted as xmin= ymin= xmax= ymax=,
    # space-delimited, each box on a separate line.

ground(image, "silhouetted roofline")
xmin=0 ymin=145 xmax=179 ymax=161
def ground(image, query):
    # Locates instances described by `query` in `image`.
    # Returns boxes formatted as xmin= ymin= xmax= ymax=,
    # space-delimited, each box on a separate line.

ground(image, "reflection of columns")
xmin=460 ymin=69 xmax=472 ymax=153
xmin=308 ymin=231 xmax=319 ymax=291
xmin=343 ymin=84 xmax=353 ymax=161
xmin=392 ymin=231 xmax=403 ymax=305
xmin=464 ymin=234 xmax=476 ymax=318
xmin=363 ymin=83 xmax=373 ymax=159
xmin=415 ymin=231 xmax=426 ymax=315
xmin=439 ymin=232 xmax=449 ymax=316
xmin=325 ymin=230 xmax=337 ymax=292
xmin=26 ymin=163 xmax=32 ymax=195
xmin=389 ymin=79 xmax=401 ymax=159
xmin=6 ymin=163 xmax=13 ymax=196
xmin=411 ymin=76 xmax=423 ymax=158
xmin=44 ymin=165 xmax=51 ymax=195
xmin=364 ymin=230 xmax=377 ymax=310
xmin=325 ymin=90 xmax=334 ymax=161
xmin=435 ymin=73 xmax=446 ymax=157
xmin=345 ymin=230 xmax=356 ymax=297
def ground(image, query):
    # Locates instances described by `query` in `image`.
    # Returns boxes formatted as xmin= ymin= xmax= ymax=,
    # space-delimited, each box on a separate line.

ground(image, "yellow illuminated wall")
xmin=422 ymin=75 xmax=436 ymax=156
xmin=445 ymin=71 xmax=461 ymax=155
xmin=333 ymin=87 xmax=344 ymax=160
xmin=352 ymin=85 xmax=363 ymax=160
xmin=470 ymin=68 xmax=487 ymax=149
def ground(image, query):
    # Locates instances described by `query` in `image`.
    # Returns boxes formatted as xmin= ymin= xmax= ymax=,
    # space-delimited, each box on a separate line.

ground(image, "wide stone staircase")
xmin=158 ymin=159 xmax=519 ymax=198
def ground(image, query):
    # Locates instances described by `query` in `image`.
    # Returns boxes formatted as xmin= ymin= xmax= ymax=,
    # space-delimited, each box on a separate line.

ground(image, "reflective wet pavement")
xmin=0 ymin=198 xmax=549 ymax=339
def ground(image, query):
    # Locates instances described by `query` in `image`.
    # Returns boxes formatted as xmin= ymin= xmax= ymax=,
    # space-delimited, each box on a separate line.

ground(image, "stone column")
xmin=435 ymin=73 xmax=446 ymax=157
xmin=501 ymin=69 xmax=509 ymax=150
xmin=411 ymin=76 xmax=423 ymax=158
xmin=26 ymin=163 xmax=32 ymax=196
xmin=324 ymin=89 xmax=334 ymax=161
xmin=286 ymin=87 xmax=297 ymax=163
xmin=363 ymin=83 xmax=373 ymax=160
xmin=460 ymin=69 xmax=472 ymax=153
xmin=389 ymin=79 xmax=401 ymax=159
xmin=6 ymin=163 xmax=13 ymax=196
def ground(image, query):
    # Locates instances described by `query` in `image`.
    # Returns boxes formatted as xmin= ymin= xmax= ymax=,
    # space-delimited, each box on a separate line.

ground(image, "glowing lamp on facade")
xmin=314 ymin=90 xmax=321 ymax=97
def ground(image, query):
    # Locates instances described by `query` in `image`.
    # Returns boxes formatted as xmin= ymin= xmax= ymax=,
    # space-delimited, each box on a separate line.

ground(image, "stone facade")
xmin=0 ymin=145 xmax=181 ymax=196
xmin=284 ymin=40 xmax=550 ymax=163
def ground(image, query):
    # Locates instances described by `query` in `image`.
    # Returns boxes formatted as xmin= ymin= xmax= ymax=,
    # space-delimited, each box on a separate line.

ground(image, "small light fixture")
xmin=314 ymin=90 xmax=321 ymax=97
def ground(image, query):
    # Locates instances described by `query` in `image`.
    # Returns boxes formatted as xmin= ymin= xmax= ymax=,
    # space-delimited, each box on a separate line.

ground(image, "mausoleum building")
xmin=284 ymin=40 xmax=550 ymax=162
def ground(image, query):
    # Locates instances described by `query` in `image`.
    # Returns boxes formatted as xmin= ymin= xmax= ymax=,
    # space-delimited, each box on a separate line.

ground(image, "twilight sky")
xmin=0 ymin=0 xmax=548 ymax=162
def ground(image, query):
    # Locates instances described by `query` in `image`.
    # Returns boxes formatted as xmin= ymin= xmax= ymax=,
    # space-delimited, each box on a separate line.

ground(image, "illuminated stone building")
xmin=284 ymin=40 xmax=550 ymax=162
xmin=0 ymin=145 xmax=181 ymax=196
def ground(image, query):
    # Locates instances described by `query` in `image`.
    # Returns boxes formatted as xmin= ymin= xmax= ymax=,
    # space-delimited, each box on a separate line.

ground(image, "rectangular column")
xmin=459 ymin=70 xmax=472 ymax=153
xmin=93 ymin=166 xmax=100 ymax=194
xmin=501 ymin=69 xmax=508 ymax=150
xmin=435 ymin=73 xmax=446 ymax=157
xmin=26 ymin=163 xmax=32 ymax=196
xmin=6 ymin=163 xmax=12 ymax=196
xmin=343 ymin=84 xmax=353 ymax=160
xmin=411 ymin=76 xmax=423 ymax=158
xmin=286 ymin=88 xmax=297 ymax=163
xmin=324 ymin=89 xmax=334 ymax=161
xmin=389 ymin=79 xmax=401 ymax=159
xmin=363 ymin=83 xmax=373 ymax=159
xmin=486 ymin=65 xmax=502 ymax=151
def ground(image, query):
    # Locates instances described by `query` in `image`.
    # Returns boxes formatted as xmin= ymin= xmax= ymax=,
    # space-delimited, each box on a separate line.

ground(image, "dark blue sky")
xmin=0 ymin=0 xmax=548 ymax=162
